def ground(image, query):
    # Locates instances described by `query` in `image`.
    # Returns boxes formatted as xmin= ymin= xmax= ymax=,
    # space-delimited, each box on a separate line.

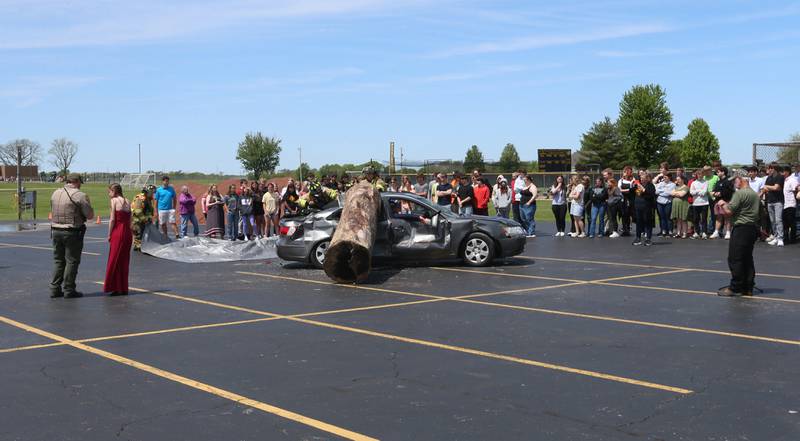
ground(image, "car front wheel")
xmin=311 ymin=240 xmax=330 ymax=269
xmin=461 ymin=233 xmax=494 ymax=267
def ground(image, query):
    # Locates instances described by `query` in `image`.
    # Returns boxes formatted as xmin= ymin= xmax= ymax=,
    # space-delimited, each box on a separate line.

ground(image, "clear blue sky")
xmin=1 ymin=0 xmax=798 ymax=174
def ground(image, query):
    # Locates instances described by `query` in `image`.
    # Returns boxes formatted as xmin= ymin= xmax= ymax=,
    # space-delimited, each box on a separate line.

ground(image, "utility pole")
xmin=16 ymin=146 xmax=22 ymax=221
xmin=138 ymin=143 xmax=142 ymax=173
xmin=298 ymin=145 xmax=303 ymax=183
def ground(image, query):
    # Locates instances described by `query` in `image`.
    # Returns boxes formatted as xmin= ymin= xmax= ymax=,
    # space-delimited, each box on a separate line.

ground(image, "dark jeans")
xmin=657 ymin=202 xmax=672 ymax=234
xmin=180 ymin=213 xmax=199 ymax=237
xmin=621 ymin=198 xmax=634 ymax=234
xmin=783 ymin=207 xmax=797 ymax=243
xmin=50 ymin=228 xmax=85 ymax=295
xmin=708 ymin=206 xmax=717 ymax=234
xmin=512 ymin=203 xmax=521 ymax=224
xmin=728 ymin=225 xmax=758 ymax=293
xmin=496 ymin=206 xmax=510 ymax=219
xmin=607 ymin=201 xmax=620 ymax=233
xmin=693 ymin=205 xmax=708 ymax=235
xmin=635 ymin=204 xmax=653 ymax=240
xmin=225 ymin=212 xmax=239 ymax=240
xmin=552 ymin=203 xmax=567 ymax=233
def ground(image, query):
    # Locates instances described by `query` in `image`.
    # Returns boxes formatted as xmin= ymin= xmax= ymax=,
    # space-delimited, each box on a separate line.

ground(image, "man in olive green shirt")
xmin=718 ymin=176 xmax=760 ymax=297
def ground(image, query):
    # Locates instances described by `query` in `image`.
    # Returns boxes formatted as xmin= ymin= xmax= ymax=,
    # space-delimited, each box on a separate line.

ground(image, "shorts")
xmin=158 ymin=209 xmax=176 ymax=225
xmin=570 ymin=204 xmax=584 ymax=217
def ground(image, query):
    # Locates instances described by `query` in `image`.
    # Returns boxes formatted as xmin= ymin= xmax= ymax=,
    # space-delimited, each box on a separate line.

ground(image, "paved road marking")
xmin=286 ymin=315 xmax=693 ymax=394
xmin=0 ymin=317 xmax=281 ymax=354
xmin=0 ymin=314 xmax=379 ymax=441
xmin=434 ymin=267 xmax=692 ymax=285
xmin=241 ymin=270 xmax=800 ymax=347
xmin=519 ymin=255 xmax=800 ymax=281
xmin=435 ymin=266 xmax=800 ymax=305
xmin=110 ymin=283 xmax=693 ymax=394
xmin=0 ymin=288 xmax=450 ymax=355
xmin=0 ymin=242 xmax=101 ymax=256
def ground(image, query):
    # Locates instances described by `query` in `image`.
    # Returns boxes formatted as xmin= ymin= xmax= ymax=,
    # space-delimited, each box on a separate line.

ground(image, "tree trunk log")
xmin=323 ymin=181 xmax=381 ymax=283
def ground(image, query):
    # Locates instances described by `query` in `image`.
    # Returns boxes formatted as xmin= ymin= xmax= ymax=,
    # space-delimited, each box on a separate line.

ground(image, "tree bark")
xmin=323 ymin=181 xmax=381 ymax=283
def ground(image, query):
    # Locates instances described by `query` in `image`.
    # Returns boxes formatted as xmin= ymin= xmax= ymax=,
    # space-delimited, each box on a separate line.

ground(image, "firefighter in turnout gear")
xmin=131 ymin=185 xmax=155 ymax=251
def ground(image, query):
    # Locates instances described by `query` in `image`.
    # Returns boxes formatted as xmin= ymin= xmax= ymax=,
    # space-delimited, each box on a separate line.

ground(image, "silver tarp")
xmin=140 ymin=224 xmax=278 ymax=263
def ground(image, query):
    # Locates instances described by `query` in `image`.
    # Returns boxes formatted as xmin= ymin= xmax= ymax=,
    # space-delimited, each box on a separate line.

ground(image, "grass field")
xmin=0 ymin=182 xmax=555 ymax=222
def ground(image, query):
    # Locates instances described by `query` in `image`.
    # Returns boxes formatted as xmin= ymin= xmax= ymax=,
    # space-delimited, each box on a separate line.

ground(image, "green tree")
xmin=617 ymin=84 xmax=674 ymax=167
xmin=777 ymin=132 xmax=800 ymax=164
xmin=463 ymin=145 xmax=486 ymax=172
xmin=578 ymin=117 xmax=625 ymax=169
xmin=295 ymin=163 xmax=314 ymax=181
xmin=318 ymin=163 xmax=344 ymax=178
xmin=498 ymin=143 xmax=521 ymax=172
xmin=660 ymin=139 xmax=684 ymax=168
xmin=236 ymin=132 xmax=281 ymax=180
xmin=680 ymin=118 xmax=720 ymax=168
xmin=358 ymin=160 xmax=385 ymax=173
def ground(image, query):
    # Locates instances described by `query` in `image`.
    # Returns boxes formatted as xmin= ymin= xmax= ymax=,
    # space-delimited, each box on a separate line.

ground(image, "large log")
xmin=323 ymin=181 xmax=381 ymax=283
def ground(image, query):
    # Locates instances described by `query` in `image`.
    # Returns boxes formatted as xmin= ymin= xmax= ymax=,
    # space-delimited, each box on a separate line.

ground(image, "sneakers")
xmin=724 ymin=232 xmax=731 ymax=240
xmin=632 ymin=238 xmax=643 ymax=246
xmin=587 ymin=234 xmax=594 ymax=238
xmin=766 ymin=235 xmax=775 ymax=242
xmin=701 ymin=233 xmax=708 ymax=240
xmin=526 ymin=234 xmax=536 ymax=238
xmin=691 ymin=233 xmax=700 ymax=239
xmin=768 ymin=238 xmax=778 ymax=246
xmin=610 ymin=231 xmax=620 ymax=238
xmin=709 ymin=231 xmax=720 ymax=239
xmin=777 ymin=239 xmax=785 ymax=247
xmin=577 ymin=233 xmax=586 ymax=238
xmin=644 ymin=239 xmax=652 ymax=246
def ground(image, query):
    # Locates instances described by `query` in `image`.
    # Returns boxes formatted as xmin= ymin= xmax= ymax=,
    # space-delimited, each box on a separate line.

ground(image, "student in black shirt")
xmin=456 ymin=175 xmax=474 ymax=216
xmin=763 ymin=164 xmax=785 ymax=246
xmin=633 ymin=173 xmax=656 ymax=246
xmin=435 ymin=174 xmax=454 ymax=211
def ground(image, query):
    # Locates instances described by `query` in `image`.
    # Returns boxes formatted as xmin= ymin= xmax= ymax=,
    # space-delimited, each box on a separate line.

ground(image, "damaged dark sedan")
xmin=277 ymin=192 xmax=527 ymax=268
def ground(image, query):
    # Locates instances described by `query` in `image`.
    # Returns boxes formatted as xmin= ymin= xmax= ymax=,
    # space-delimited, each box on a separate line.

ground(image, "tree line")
xmin=577 ymin=84 xmax=721 ymax=170
xmin=1 ymin=138 xmax=79 ymax=177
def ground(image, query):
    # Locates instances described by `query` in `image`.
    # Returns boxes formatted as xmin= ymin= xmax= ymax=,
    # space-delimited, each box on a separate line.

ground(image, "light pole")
xmin=138 ymin=143 xmax=142 ymax=173
xmin=298 ymin=145 xmax=303 ymax=183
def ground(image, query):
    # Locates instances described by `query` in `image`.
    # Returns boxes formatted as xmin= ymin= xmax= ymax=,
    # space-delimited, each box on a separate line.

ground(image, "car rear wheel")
xmin=461 ymin=233 xmax=494 ymax=267
xmin=310 ymin=240 xmax=330 ymax=269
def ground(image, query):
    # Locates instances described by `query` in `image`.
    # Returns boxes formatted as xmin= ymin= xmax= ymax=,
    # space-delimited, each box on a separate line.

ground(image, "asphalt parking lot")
xmin=1 ymin=222 xmax=798 ymax=440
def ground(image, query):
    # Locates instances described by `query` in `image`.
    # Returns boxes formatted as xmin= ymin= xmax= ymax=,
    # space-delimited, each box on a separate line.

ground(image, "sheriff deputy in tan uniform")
xmin=50 ymin=173 xmax=94 ymax=298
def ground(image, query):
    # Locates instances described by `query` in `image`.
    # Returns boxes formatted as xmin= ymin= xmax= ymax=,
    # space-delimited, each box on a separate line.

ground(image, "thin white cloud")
xmin=594 ymin=48 xmax=684 ymax=58
xmin=415 ymin=63 xmax=561 ymax=83
xmin=0 ymin=76 xmax=102 ymax=107
xmin=430 ymin=24 xmax=672 ymax=57
xmin=0 ymin=0 xmax=412 ymax=49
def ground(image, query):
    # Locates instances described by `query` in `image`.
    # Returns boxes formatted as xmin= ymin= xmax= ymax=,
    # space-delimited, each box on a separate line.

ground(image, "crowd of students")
xmin=548 ymin=161 xmax=800 ymax=247
xmin=380 ymin=161 xmax=800 ymax=249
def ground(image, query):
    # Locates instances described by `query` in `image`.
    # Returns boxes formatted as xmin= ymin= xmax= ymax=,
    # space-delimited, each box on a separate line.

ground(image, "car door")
xmin=386 ymin=196 xmax=451 ymax=259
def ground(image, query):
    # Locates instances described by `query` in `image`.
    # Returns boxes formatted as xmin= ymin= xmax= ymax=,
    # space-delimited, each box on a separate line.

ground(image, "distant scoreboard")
xmin=538 ymin=149 xmax=572 ymax=172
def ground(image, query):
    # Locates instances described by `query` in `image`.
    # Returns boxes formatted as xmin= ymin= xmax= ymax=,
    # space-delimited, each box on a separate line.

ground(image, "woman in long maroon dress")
xmin=104 ymin=183 xmax=133 ymax=296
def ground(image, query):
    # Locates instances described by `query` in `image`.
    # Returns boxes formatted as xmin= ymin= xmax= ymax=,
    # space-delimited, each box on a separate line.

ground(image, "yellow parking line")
xmin=241 ymin=271 xmax=800 ymax=347
xmin=287 ymin=316 xmax=693 ymax=394
xmin=0 ymin=314 xmax=378 ymax=441
xmin=520 ymin=255 xmax=800 ymax=281
xmin=0 ymin=242 xmax=101 ymax=256
xmin=117 ymin=283 xmax=693 ymax=394
xmin=436 ymin=267 xmax=800 ymax=305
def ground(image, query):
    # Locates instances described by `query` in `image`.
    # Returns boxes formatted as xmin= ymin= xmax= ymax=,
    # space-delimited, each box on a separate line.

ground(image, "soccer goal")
xmin=120 ymin=173 xmax=155 ymax=189
xmin=752 ymin=142 xmax=800 ymax=166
